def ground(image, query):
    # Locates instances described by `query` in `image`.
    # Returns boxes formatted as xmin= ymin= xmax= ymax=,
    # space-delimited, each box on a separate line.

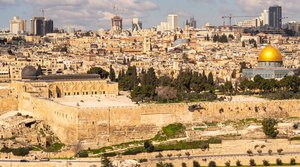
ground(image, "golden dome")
xmin=258 ymin=45 xmax=282 ymax=62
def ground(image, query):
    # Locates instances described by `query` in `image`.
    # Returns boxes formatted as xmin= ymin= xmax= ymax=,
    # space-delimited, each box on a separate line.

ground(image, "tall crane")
xmin=222 ymin=14 xmax=259 ymax=26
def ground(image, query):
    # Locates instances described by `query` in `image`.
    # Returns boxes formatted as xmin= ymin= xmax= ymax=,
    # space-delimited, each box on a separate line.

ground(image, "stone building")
xmin=11 ymin=66 xmax=118 ymax=98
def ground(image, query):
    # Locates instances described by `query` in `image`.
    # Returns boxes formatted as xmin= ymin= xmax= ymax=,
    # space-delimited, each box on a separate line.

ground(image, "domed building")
xmin=242 ymin=45 xmax=296 ymax=79
xmin=21 ymin=66 xmax=37 ymax=79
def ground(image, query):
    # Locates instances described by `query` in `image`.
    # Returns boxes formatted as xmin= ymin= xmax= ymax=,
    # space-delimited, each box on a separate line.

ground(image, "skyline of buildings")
xmin=2 ymin=5 xmax=299 ymax=35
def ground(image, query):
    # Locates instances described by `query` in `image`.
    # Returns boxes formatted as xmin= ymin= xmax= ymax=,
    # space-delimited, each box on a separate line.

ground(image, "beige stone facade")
xmin=11 ymin=78 xmax=118 ymax=98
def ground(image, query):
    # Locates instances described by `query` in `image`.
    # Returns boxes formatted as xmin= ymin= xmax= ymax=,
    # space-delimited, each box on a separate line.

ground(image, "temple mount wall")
xmin=15 ymin=94 xmax=300 ymax=148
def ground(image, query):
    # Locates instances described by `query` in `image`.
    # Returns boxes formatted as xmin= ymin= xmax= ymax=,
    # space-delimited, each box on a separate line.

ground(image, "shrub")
xmin=268 ymin=149 xmax=272 ymax=155
xmin=277 ymin=148 xmax=283 ymax=155
xmin=182 ymin=162 xmax=187 ymax=167
xmin=102 ymin=152 xmax=117 ymax=157
xmin=276 ymin=158 xmax=283 ymax=165
xmin=291 ymin=158 xmax=296 ymax=165
xmin=236 ymin=160 xmax=242 ymax=166
xmin=262 ymin=118 xmax=278 ymax=138
xmin=249 ymin=159 xmax=256 ymax=166
xmin=78 ymin=151 xmax=88 ymax=157
xmin=263 ymin=160 xmax=270 ymax=166
xmin=12 ymin=148 xmax=30 ymax=156
xmin=122 ymin=147 xmax=144 ymax=155
xmin=247 ymin=149 xmax=253 ymax=156
xmin=144 ymin=140 xmax=155 ymax=152
xmin=154 ymin=123 xmax=186 ymax=141
xmin=208 ymin=161 xmax=216 ymax=167
xmin=139 ymin=159 xmax=148 ymax=163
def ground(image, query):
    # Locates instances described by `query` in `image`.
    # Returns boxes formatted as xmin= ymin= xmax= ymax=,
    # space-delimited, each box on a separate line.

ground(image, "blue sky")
xmin=0 ymin=0 xmax=299 ymax=30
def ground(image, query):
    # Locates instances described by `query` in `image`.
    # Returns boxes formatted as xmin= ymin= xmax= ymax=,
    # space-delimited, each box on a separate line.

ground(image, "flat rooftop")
xmin=54 ymin=95 xmax=137 ymax=108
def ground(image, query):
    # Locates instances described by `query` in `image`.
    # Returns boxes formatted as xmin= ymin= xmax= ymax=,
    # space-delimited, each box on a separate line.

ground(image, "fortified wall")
xmin=17 ymin=94 xmax=300 ymax=149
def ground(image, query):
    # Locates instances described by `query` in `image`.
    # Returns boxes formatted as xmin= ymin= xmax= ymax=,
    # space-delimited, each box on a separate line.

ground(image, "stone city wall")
xmin=19 ymin=93 xmax=79 ymax=145
xmin=16 ymin=95 xmax=300 ymax=148
xmin=0 ymin=97 xmax=18 ymax=115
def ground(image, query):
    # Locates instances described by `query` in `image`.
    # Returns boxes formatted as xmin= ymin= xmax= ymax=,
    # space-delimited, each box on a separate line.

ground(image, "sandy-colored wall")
xmin=19 ymin=94 xmax=79 ymax=145
xmin=17 ymin=95 xmax=300 ymax=148
xmin=0 ymin=97 xmax=18 ymax=115
xmin=78 ymin=100 xmax=300 ymax=148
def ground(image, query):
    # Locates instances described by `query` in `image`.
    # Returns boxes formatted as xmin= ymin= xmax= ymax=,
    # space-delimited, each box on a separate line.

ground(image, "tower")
xmin=132 ymin=18 xmax=142 ymax=32
xmin=111 ymin=16 xmax=123 ymax=31
xmin=269 ymin=5 xmax=282 ymax=29
xmin=168 ymin=14 xmax=178 ymax=31
xmin=31 ymin=17 xmax=45 ymax=36
xmin=45 ymin=19 xmax=54 ymax=34
xmin=10 ymin=16 xmax=26 ymax=34
xmin=143 ymin=37 xmax=151 ymax=53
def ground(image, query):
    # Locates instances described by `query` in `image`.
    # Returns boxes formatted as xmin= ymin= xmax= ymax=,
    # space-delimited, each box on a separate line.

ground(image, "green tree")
xmin=87 ymin=67 xmax=109 ymax=79
xmin=207 ymin=72 xmax=214 ymax=86
xmin=219 ymin=34 xmax=228 ymax=43
xmin=249 ymin=159 xmax=256 ymax=166
xmin=208 ymin=161 xmax=216 ymax=167
xmin=225 ymin=161 xmax=230 ymax=167
xmin=276 ymin=158 xmax=283 ymax=165
xmin=36 ymin=65 xmax=43 ymax=76
xmin=263 ymin=160 xmax=270 ymax=166
xmin=144 ymin=140 xmax=155 ymax=152
xmin=290 ymin=158 xmax=296 ymax=165
xmin=242 ymin=41 xmax=246 ymax=47
xmin=119 ymin=66 xmax=138 ymax=91
xmin=262 ymin=118 xmax=279 ymax=138
xmin=236 ymin=160 xmax=242 ymax=166
xmin=193 ymin=160 xmax=200 ymax=167
xmin=213 ymin=34 xmax=219 ymax=42
xmin=101 ymin=156 xmax=110 ymax=167
xmin=224 ymin=81 xmax=234 ymax=94
xmin=109 ymin=65 xmax=116 ymax=81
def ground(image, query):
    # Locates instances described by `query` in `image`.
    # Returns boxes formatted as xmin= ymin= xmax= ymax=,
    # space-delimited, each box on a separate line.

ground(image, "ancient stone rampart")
xmin=16 ymin=95 xmax=300 ymax=148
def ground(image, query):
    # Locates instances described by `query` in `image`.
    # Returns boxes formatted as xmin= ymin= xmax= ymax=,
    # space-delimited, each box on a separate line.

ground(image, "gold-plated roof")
xmin=258 ymin=45 xmax=282 ymax=62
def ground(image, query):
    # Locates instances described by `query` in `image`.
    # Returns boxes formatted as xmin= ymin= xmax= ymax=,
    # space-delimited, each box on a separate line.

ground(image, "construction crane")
xmin=41 ymin=9 xmax=45 ymax=17
xmin=222 ymin=14 xmax=259 ymax=26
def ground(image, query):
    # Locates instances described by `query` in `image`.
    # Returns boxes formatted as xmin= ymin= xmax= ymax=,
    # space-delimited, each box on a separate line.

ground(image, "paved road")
xmin=1 ymin=152 xmax=300 ymax=164
xmin=148 ymin=151 xmax=300 ymax=161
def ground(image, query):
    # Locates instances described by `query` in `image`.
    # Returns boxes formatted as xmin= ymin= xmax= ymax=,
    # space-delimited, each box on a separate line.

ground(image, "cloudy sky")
xmin=0 ymin=0 xmax=299 ymax=30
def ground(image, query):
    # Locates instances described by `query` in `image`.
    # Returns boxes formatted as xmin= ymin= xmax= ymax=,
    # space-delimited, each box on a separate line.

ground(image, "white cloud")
xmin=236 ymin=0 xmax=299 ymax=14
xmin=22 ymin=0 xmax=158 ymax=30
xmin=0 ymin=0 xmax=15 ymax=5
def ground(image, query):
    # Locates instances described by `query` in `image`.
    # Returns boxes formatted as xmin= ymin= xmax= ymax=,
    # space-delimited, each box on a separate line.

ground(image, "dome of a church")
xmin=258 ymin=45 xmax=282 ymax=62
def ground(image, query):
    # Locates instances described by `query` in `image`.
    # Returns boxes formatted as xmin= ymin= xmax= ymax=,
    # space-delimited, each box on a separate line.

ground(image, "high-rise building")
xmin=31 ymin=17 xmax=54 ymax=36
xmin=31 ymin=17 xmax=45 ymax=36
xmin=269 ymin=5 xmax=282 ymax=29
xmin=45 ymin=19 xmax=54 ymax=34
xmin=167 ymin=14 xmax=178 ymax=31
xmin=132 ymin=18 xmax=142 ymax=32
xmin=189 ymin=17 xmax=197 ymax=28
xmin=111 ymin=16 xmax=122 ymax=31
xmin=261 ymin=9 xmax=269 ymax=26
xmin=9 ymin=16 xmax=26 ymax=34
xmin=185 ymin=17 xmax=197 ymax=29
